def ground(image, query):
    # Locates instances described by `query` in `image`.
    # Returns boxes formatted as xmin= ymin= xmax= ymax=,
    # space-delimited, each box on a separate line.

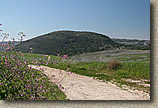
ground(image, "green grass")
xmin=23 ymin=52 xmax=150 ymax=93
xmin=24 ymin=53 xmax=150 ymax=80
xmin=22 ymin=53 xmax=61 ymax=63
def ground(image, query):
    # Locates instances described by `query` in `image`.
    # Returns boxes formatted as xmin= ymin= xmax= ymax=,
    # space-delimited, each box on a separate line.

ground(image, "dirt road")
xmin=30 ymin=65 xmax=150 ymax=100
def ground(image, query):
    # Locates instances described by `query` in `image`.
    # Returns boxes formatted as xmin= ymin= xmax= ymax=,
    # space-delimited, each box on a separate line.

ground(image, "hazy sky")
xmin=0 ymin=0 xmax=150 ymax=41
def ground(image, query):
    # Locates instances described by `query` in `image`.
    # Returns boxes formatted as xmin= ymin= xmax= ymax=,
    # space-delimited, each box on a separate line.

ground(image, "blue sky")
xmin=0 ymin=0 xmax=150 ymax=41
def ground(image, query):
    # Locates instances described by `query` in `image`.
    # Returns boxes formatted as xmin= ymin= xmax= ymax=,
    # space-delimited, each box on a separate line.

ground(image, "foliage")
xmin=0 ymin=25 xmax=67 ymax=100
xmin=15 ymin=31 xmax=124 ymax=56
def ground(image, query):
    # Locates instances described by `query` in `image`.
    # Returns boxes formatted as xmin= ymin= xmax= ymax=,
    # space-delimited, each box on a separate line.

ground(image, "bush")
xmin=108 ymin=59 xmax=121 ymax=70
xmin=0 ymin=25 xmax=67 ymax=100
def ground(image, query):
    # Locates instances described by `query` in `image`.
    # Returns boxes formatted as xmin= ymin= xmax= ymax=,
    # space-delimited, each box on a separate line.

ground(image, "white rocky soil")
xmin=30 ymin=65 xmax=150 ymax=100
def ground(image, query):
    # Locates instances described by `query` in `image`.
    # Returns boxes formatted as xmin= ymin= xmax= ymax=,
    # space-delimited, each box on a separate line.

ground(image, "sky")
xmin=0 ymin=0 xmax=150 ymax=41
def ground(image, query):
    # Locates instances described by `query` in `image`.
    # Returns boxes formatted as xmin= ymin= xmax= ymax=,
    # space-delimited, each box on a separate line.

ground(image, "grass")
xmin=22 ymin=53 xmax=61 ymax=64
xmin=23 ymin=52 xmax=150 ymax=94
xmin=23 ymin=52 xmax=150 ymax=80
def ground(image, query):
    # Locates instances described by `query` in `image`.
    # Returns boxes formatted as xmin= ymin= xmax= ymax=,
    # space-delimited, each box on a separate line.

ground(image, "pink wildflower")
xmin=63 ymin=55 xmax=68 ymax=59
xmin=44 ymin=55 xmax=48 ymax=57
xmin=66 ymin=67 xmax=69 ymax=72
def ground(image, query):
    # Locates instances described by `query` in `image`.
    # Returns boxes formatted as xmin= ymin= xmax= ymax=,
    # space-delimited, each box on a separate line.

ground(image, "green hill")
xmin=16 ymin=31 xmax=124 ymax=56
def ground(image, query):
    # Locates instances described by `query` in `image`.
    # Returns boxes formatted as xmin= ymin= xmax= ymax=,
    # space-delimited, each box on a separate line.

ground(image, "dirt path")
xmin=30 ymin=65 xmax=150 ymax=100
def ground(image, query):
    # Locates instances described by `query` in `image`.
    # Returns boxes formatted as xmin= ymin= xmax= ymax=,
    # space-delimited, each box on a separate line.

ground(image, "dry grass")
xmin=108 ymin=59 xmax=121 ymax=70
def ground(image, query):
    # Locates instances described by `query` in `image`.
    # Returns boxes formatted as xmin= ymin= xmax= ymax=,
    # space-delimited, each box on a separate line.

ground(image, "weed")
xmin=108 ymin=59 xmax=122 ymax=70
xmin=0 ymin=24 xmax=67 ymax=100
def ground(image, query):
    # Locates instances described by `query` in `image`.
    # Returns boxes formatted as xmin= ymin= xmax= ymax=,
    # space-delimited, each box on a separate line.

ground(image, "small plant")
xmin=108 ymin=59 xmax=121 ymax=70
xmin=0 ymin=24 xmax=67 ymax=100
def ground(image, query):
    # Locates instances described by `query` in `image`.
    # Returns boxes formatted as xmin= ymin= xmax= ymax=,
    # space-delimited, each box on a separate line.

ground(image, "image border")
xmin=0 ymin=0 xmax=157 ymax=107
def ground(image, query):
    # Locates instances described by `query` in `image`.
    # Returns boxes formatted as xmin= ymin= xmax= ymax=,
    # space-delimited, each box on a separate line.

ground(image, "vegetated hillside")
xmin=112 ymin=38 xmax=150 ymax=50
xmin=16 ymin=31 xmax=124 ymax=56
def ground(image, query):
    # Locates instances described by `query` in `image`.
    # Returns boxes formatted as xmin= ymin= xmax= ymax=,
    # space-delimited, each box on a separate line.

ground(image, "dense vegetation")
xmin=15 ymin=31 xmax=124 ymax=56
xmin=0 ymin=51 xmax=67 ymax=100
xmin=0 ymin=30 xmax=67 ymax=100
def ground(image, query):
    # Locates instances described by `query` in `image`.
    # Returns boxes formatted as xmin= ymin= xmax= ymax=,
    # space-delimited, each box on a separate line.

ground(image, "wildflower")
xmin=3 ymin=43 xmax=7 ymax=47
xmin=66 ymin=67 xmax=69 ymax=72
xmin=63 ymin=55 xmax=68 ymax=59
xmin=30 ymin=47 xmax=32 ymax=50
xmin=6 ymin=47 xmax=10 ymax=50
xmin=39 ymin=58 xmax=41 ymax=60
xmin=42 ymin=80 xmax=45 ymax=82
xmin=36 ymin=83 xmax=38 ymax=87
xmin=45 ymin=62 xmax=48 ymax=65
xmin=44 ymin=55 xmax=48 ymax=57
xmin=24 ymin=61 xmax=26 ymax=64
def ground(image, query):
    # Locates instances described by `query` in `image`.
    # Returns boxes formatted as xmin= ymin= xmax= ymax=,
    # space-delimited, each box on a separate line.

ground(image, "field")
xmin=0 ymin=42 xmax=150 ymax=100
xmin=23 ymin=49 xmax=150 ymax=94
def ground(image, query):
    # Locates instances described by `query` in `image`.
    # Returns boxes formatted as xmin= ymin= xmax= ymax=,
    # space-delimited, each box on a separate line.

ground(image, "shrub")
xmin=0 ymin=24 xmax=67 ymax=100
xmin=108 ymin=59 xmax=121 ymax=70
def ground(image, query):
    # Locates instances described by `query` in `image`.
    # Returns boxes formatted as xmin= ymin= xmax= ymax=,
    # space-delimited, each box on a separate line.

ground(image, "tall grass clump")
xmin=0 ymin=24 xmax=67 ymax=100
xmin=116 ymin=62 xmax=150 ymax=79
xmin=108 ymin=59 xmax=121 ymax=70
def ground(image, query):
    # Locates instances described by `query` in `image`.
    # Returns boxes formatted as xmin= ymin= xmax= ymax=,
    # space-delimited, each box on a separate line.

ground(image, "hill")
xmin=15 ymin=31 xmax=124 ymax=56
xmin=112 ymin=38 xmax=150 ymax=50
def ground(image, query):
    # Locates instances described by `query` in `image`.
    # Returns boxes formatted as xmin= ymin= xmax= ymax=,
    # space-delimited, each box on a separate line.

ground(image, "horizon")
xmin=0 ymin=30 xmax=150 ymax=42
xmin=0 ymin=0 xmax=150 ymax=41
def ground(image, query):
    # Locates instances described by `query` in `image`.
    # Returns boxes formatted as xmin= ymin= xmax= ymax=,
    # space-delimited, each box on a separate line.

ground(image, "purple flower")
xmin=36 ymin=83 xmax=38 ymax=87
xmin=42 ymin=80 xmax=45 ymax=82
xmin=66 ymin=67 xmax=69 ymax=72
xmin=63 ymin=55 xmax=68 ymax=59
